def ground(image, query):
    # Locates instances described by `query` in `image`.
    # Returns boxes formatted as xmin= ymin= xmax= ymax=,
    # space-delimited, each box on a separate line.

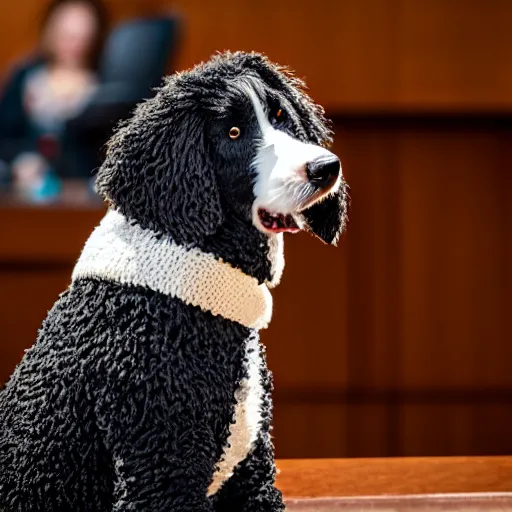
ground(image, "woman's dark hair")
xmin=41 ymin=0 xmax=109 ymax=70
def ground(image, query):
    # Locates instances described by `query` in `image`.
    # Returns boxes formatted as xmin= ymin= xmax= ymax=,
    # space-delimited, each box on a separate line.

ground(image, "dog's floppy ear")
xmin=96 ymin=101 xmax=224 ymax=244
xmin=302 ymin=185 xmax=349 ymax=246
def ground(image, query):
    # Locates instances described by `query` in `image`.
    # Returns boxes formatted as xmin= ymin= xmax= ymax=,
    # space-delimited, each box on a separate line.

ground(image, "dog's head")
xmin=96 ymin=51 xmax=348 ymax=249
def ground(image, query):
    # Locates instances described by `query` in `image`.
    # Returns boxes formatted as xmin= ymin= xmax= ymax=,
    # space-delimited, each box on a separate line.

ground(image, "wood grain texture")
xmin=270 ymin=115 xmax=512 ymax=458
xmin=0 ymin=204 xmax=104 ymax=264
xmin=286 ymin=495 xmax=512 ymax=511
xmin=276 ymin=457 xmax=512 ymax=497
xmin=171 ymin=0 xmax=512 ymax=111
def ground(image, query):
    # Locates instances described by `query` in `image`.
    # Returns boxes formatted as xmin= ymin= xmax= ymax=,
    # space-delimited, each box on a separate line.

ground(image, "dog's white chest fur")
xmin=207 ymin=333 xmax=264 ymax=496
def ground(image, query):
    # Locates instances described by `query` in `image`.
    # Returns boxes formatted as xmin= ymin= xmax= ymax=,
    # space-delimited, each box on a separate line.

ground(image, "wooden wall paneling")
xmin=325 ymin=117 xmax=512 ymax=457
xmin=103 ymin=0 xmax=171 ymax=24
xmin=0 ymin=0 xmax=159 ymax=72
xmin=399 ymin=122 xmax=512 ymax=390
xmin=0 ymin=2 xmax=40 ymax=72
xmin=342 ymin=403 xmax=394 ymax=458
xmin=273 ymin=399 xmax=393 ymax=458
xmin=399 ymin=0 xmax=512 ymax=110
xmin=500 ymin=129 xmax=512 ymax=317
xmin=0 ymin=268 xmax=72 ymax=384
xmin=265 ymin=233 xmax=349 ymax=391
xmin=332 ymin=120 xmax=405 ymax=456
xmin=269 ymin=120 xmax=409 ymax=458
xmin=0 ymin=206 xmax=104 ymax=263
xmin=171 ymin=0 xmax=512 ymax=110
xmin=333 ymin=121 xmax=404 ymax=393
xmin=400 ymin=403 xmax=512 ymax=456
xmin=267 ymin=196 xmax=350 ymax=457
xmin=273 ymin=402 xmax=347 ymax=459
xmin=401 ymin=404 xmax=476 ymax=457
xmin=172 ymin=0 xmax=400 ymax=110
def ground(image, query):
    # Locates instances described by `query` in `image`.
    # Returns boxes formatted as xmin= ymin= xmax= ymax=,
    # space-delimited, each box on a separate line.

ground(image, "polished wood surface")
xmin=276 ymin=457 xmax=512 ymax=497
xmin=286 ymin=495 xmax=512 ymax=511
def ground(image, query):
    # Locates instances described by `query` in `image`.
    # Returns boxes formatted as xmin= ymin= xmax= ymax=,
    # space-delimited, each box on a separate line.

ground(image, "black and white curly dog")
xmin=0 ymin=52 xmax=348 ymax=511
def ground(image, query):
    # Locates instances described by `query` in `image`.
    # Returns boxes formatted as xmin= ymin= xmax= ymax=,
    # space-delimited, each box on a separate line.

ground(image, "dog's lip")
xmin=298 ymin=176 xmax=342 ymax=211
xmin=253 ymin=179 xmax=341 ymax=235
xmin=256 ymin=208 xmax=301 ymax=234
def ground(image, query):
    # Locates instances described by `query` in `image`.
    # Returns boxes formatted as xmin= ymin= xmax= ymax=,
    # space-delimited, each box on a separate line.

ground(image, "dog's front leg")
xmin=210 ymin=353 xmax=285 ymax=512
xmin=211 ymin=432 xmax=284 ymax=512
xmin=107 ymin=423 xmax=216 ymax=512
xmin=94 ymin=368 xmax=224 ymax=512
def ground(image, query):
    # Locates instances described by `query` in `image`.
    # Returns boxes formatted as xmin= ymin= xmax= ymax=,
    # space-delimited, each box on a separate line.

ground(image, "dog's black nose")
xmin=306 ymin=156 xmax=341 ymax=189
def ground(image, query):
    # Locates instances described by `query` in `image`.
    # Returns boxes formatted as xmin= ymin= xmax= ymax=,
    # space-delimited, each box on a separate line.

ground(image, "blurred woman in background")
xmin=0 ymin=0 xmax=108 ymax=200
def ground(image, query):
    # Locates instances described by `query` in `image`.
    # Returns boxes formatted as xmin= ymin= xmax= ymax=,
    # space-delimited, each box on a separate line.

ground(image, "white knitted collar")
xmin=72 ymin=209 xmax=273 ymax=330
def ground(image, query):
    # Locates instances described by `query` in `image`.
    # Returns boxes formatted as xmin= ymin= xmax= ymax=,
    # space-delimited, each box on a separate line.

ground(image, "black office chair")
xmin=63 ymin=16 xmax=179 ymax=177
xmin=99 ymin=17 xmax=179 ymax=98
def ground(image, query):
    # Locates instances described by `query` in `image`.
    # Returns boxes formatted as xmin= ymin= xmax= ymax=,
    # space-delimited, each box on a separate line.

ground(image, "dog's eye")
xmin=271 ymin=107 xmax=286 ymax=125
xmin=229 ymin=127 xmax=241 ymax=140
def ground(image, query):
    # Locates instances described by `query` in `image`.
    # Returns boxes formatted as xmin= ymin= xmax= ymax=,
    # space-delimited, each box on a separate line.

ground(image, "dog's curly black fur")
xmin=0 ymin=52 xmax=347 ymax=511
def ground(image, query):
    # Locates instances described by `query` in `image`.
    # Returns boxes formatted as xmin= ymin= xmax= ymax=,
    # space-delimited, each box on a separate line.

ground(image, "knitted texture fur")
xmin=73 ymin=209 xmax=273 ymax=330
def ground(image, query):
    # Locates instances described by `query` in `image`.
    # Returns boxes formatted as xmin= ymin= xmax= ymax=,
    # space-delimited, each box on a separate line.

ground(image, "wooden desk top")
xmin=0 ymin=197 xmax=104 ymax=264
xmin=286 ymin=494 xmax=512 ymax=511
xmin=276 ymin=457 xmax=512 ymax=498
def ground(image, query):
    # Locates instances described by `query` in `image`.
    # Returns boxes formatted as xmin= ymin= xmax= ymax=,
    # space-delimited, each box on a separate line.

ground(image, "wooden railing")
xmin=278 ymin=457 xmax=512 ymax=511
xmin=276 ymin=457 xmax=512 ymax=498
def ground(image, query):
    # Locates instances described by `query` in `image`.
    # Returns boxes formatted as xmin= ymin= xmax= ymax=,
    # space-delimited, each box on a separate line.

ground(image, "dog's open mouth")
xmin=257 ymin=208 xmax=300 ymax=234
